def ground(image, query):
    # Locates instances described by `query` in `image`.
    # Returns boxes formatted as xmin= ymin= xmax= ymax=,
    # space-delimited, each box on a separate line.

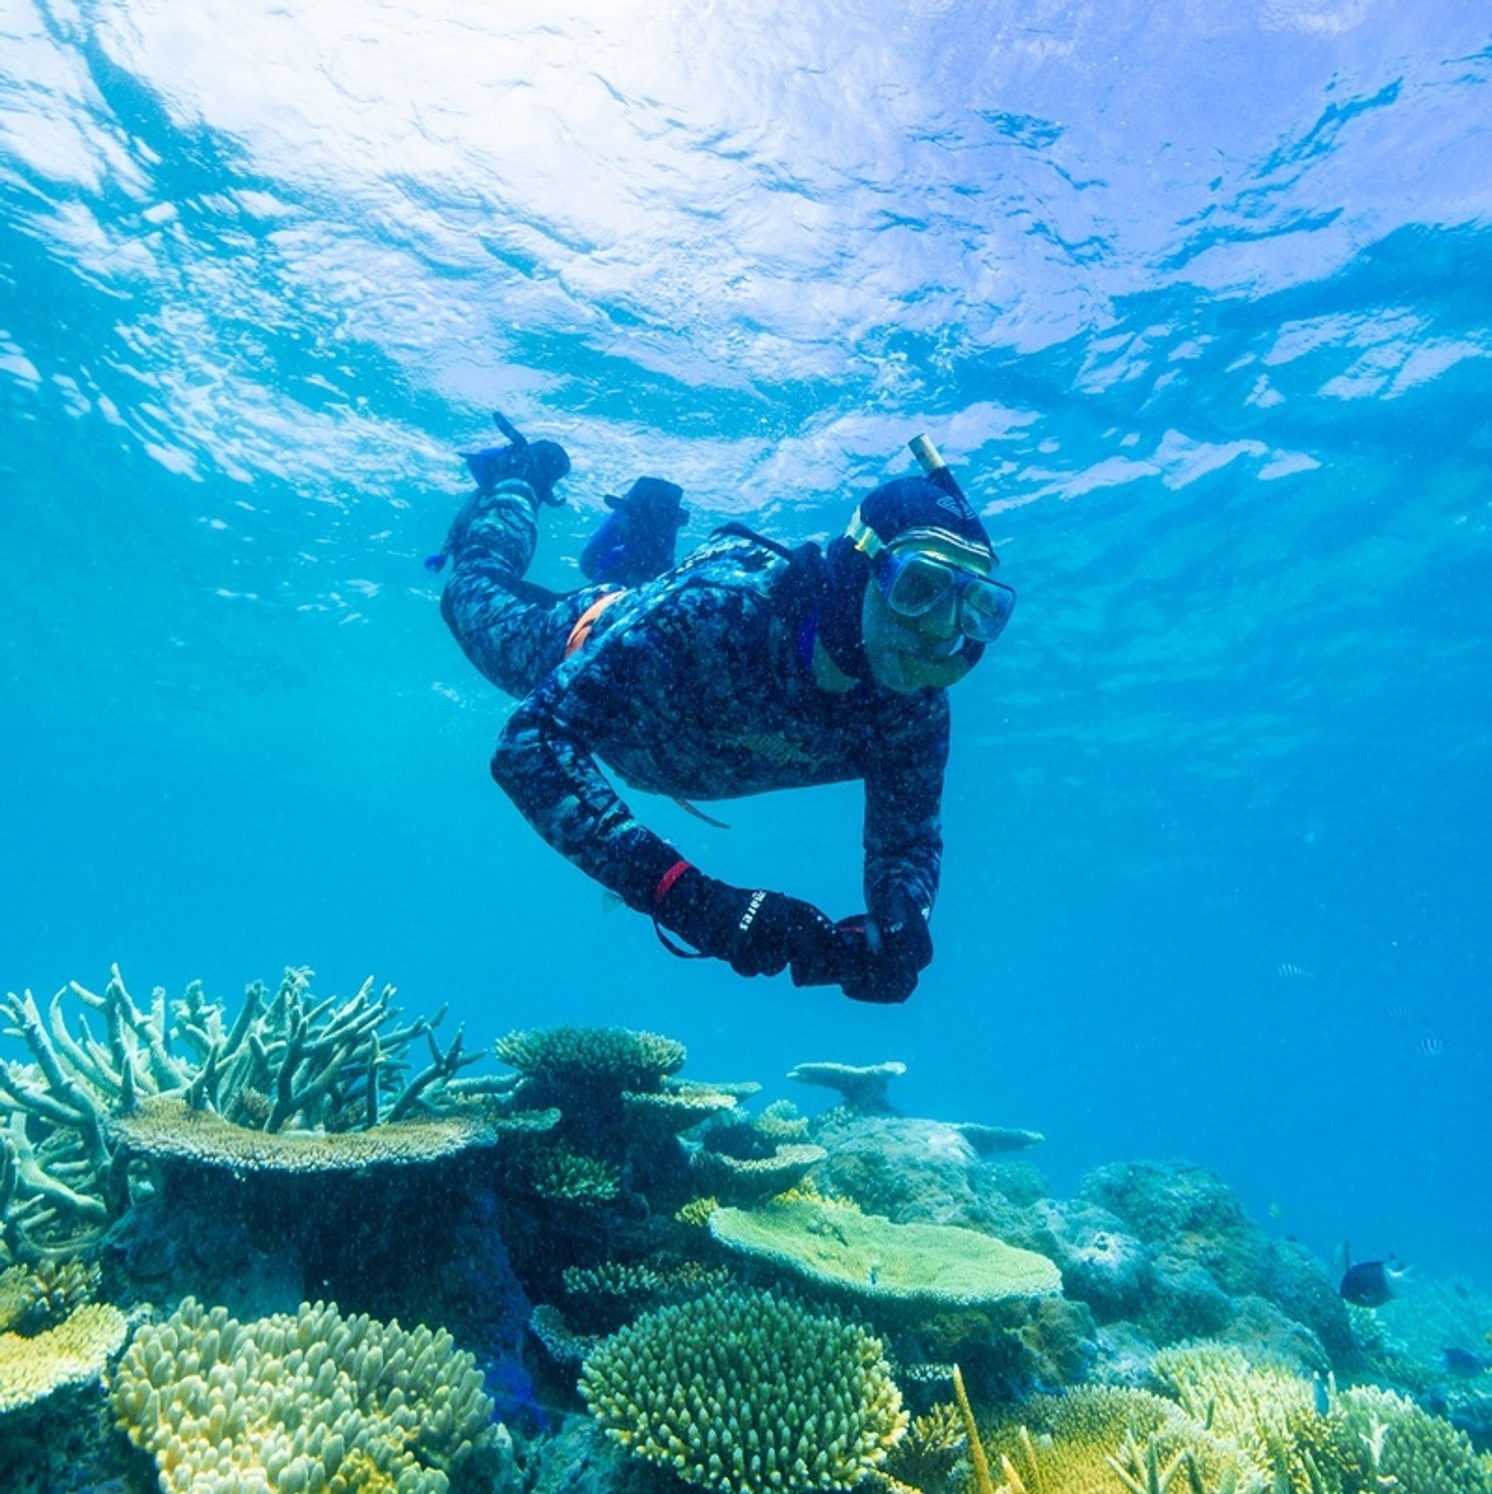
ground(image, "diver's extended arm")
xmin=491 ymin=687 xmax=843 ymax=981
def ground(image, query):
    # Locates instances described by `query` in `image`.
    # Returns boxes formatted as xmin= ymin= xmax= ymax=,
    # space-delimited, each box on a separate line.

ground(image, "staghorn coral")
xmin=0 ymin=966 xmax=486 ymax=1259
xmin=983 ymin=1384 xmax=1258 ymax=1494
xmin=579 ymin=1283 xmax=907 ymax=1494
xmin=1334 ymin=1383 xmax=1492 ymax=1494
xmin=708 ymin=1197 xmax=1062 ymax=1315
xmin=0 ymin=1299 xmax=127 ymax=1415
xmin=1151 ymin=1339 xmax=1337 ymax=1491
xmin=110 ymin=1295 xmax=498 ymax=1494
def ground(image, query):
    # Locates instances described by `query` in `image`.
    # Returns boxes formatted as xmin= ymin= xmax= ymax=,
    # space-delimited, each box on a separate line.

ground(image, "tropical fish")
xmin=1277 ymin=962 xmax=1314 ymax=980
xmin=1443 ymin=1346 xmax=1489 ymax=1378
xmin=1339 ymin=1252 xmax=1405 ymax=1308
xmin=1416 ymin=1036 xmax=1447 ymax=1058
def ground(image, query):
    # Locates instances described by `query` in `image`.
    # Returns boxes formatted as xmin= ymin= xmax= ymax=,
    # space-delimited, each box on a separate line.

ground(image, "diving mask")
xmin=847 ymin=512 xmax=1016 ymax=645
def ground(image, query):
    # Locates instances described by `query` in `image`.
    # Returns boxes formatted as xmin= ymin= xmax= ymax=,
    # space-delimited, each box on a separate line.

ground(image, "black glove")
xmin=837 ymin=894 xmax=933 ymax=1004
xmin=463 ymin=437 xmax=572 ymax=506
xmin=656 ymin=865 xmax=838 ymax=978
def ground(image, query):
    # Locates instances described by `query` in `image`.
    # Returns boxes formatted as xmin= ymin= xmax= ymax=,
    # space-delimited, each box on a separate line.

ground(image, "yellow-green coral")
xmin=884 ymin=1401 xmax=968 ymax=1494
xmin=676 ymin=1195 xmax=720 ymax=1228
xmin=0 ymin=1258 xmax=99 ymax=1333
xmin=1151 ymin=1340 xmax=1337 ymax=1491
xmin=1335 ymin=1384 xmax=1492 ymax=1494
xmin=110 ymin=1296 xmax=496 ymax=1493
xmin=108 ymin=1095 xmax=515 ymax=1173
xmin=579 ymin=1284 xmax=907 ymax=1494
xmin=0 ymin=1300 xmax=127 ymax=1414
xmin=983 ymin=1385 xmax=1254 ymax=1494
xmin=495 ymin=1025 xmax=686 ymax=1096
xmin=709 ymin=1197 xmax=1062 ymax=1311
xmin=522 ymin=1143 xmax=620 ymax=1200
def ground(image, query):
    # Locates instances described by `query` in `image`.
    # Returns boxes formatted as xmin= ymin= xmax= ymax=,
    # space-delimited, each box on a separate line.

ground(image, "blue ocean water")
xmin=2 ymin=0 xmax=1488 ymax=1299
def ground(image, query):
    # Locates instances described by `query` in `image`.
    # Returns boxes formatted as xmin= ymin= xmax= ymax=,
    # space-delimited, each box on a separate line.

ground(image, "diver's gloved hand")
xmin=836 ymin=893 xmax=933 ymax=1004
xmin=463 ymin=437 xmax=572 ymax=506
xmin=655 ymin=864 xmax=837 ymax=978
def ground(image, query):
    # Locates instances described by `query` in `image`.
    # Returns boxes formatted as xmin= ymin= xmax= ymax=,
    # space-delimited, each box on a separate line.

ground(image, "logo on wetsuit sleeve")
xmin=737 ymin=890 xmax=768 ymax=934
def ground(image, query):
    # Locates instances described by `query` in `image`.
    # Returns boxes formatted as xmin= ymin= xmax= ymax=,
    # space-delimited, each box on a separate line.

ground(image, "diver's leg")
xmin=439 ymin=480 xmax=592 ymax=697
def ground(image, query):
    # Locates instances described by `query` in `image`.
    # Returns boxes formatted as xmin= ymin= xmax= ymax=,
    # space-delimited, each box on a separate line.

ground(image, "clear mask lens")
xmin=878 ymin=552 xmax=1016 ymax=643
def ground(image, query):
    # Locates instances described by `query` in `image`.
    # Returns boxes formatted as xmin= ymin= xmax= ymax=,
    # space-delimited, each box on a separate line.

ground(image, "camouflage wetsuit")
xmin=440 ymin=483 xmax=949 ymax=924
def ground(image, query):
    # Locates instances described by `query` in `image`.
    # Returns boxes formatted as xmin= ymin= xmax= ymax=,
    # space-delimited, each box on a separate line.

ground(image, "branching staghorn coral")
xmin=0 ymin=965 xmax=490 ymax=1260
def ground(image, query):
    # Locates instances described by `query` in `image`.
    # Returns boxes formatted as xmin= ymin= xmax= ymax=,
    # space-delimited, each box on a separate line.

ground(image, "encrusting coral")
xmin=578 ymin=1283 xmax=907 ymax=1494
xmin=110 ymin=1295 xmax=499 ymax=1493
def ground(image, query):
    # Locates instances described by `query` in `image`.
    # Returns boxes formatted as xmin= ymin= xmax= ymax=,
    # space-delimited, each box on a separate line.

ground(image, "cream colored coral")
xmin=0 ymin=1301 xmax=127 ymax=1413
xmin=110 ymin=1297 xmax=495 ymax=1493
xmin=108 ymin=1095 xmax=505 ymax=1173
xmin=579 ymin=1284 xmax=907 ymax=1494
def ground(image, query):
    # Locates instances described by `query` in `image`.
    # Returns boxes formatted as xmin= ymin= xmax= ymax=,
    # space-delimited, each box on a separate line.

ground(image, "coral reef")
xmin=1074 ymin=1161 xmax=1353 ymax=1367
xmin=1335 ymin=1383 xmax=1492 ymax=1494
xmin=0 ymin=1256 xmax=100 ymax=1332
xmin=954 ymin=1123 xmax=1045 ymax=1156
xmin=0 ymin=1298 xmax=127 ymax=1414
xmin=111 ymin=1295 xmax=502 ymax=1493
xmin=709 ymin=1196 xmax=1062 ymax=1314
xmin=690 ymin=1104 xmax=826 ymax=1205
xmin=787 ymin=1059 xmax=907 ymax=1114
xmin=0 ymin=966 xmax=486 ymax=1259
xmin=578 ymin=1283 xmax=907 ymax=1493
xmin=108 ymin=1094 xmax=518 ymax=1172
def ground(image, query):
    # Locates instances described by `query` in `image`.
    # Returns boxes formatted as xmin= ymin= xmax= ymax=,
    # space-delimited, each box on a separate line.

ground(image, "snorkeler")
xmin=429 ymin=415 xmax=1015 ymax=1003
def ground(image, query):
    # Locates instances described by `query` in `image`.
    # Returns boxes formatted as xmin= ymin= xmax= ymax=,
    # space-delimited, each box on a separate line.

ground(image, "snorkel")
xmin=818 ymin=434 xmax=1006 ymax=690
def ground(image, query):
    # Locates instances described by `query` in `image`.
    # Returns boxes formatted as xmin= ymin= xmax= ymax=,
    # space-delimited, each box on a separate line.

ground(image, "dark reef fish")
xmin=1444 ymin=1346 xmax=1490 ymax=1378
xmin=1338 ymin=1252 xmax=1406 ymax=1307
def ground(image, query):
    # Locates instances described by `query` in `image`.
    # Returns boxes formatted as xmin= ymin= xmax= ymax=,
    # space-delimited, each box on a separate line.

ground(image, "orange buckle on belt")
xmin=564 ymin=590 xmax=625 ymax=658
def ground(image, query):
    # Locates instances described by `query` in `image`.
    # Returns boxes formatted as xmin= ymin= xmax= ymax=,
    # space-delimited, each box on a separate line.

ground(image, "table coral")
xmin=578 ymin=1283 xmax=907 ymax=1494
xmin=786 ymin=1060 xmax=906 ymax=1115
xmin=108 ymin=1094 xmax=513 ymax=1173
xmin=0 ymin=1299 xmax=127 ymax=1414
xmin=709 ymin=1197 xmax=1062 ymax=1312
xmin=110 ymin=1296 xmax=498 ymax=1493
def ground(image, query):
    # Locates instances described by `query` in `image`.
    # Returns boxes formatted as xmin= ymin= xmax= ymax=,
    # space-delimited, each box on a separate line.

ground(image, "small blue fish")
xmin=1278 ymin=962 xmax=1314 ymax=980
xmin=1417 ymin=1036 xmax=1447 ymax=1058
